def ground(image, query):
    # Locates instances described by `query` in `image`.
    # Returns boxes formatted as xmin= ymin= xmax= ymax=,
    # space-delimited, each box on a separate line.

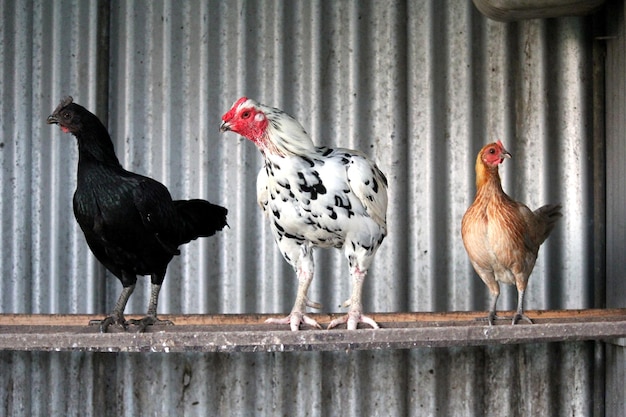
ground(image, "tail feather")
xmin=534 ymin=203 xmax=562 ymax=244
xmin=174 ymin=199 xmax=228 ymax=244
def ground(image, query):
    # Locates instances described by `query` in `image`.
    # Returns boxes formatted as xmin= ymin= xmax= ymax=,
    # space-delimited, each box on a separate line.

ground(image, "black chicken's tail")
xmin=174 ymin=199 xmax=228 ymax=244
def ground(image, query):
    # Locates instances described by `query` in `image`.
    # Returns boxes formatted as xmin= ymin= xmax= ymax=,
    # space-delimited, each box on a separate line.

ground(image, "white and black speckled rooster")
xmin=220 ymin=97 xmax=388 ymax=331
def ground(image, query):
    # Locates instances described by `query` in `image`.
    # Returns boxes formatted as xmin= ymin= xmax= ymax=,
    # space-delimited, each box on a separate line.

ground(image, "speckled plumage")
xmin=221 ymin=97 xmax=388 ymax=330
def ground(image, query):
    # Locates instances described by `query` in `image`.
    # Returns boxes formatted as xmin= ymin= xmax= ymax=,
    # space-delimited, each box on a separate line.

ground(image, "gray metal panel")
xmin=607 ymin=0 xmax=626 ymax=310
xmin=606 ymin=343 xmax=626 ymax=417
xmin=0 ymin=344 xmax=596 ymax=417
xmin=0 ymin=0 xmax=607 ymax=416
xmin=605 ymin=1 xmax=626 ymax=416
xmin=1 ymin=0 xmax=106 ymax=315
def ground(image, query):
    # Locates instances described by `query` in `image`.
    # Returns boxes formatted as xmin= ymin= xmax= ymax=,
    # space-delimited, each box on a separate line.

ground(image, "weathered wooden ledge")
xmin=0 ymin=309 xmax=624 ymax=353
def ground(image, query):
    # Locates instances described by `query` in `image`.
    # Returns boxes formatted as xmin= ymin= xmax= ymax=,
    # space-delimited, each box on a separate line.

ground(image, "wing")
xmin=132 ymin=176 xmax=181 ymax=254
xmin=345 ymin=153 xmax=388 ymax=233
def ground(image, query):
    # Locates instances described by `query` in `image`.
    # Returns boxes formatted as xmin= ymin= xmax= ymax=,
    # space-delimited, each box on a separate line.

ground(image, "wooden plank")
xmin=0 ymin=308 xmax=624 ymax=326
xmin=0 ymin=310 xmax=625 ymax=352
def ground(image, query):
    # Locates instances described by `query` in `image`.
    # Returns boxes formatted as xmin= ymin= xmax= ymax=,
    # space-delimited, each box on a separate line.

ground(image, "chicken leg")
xmin=327 ymin=267 xmax=379 ymax=330
xmin=90 ymin=284 xmax=135 ymax=333
xmin=265 ymin=266 xmax=323 ymax=331
xmin=128 ymin=281 xmax=174 ymax=332
xmin=512 ymin=288 xmax=533 ymax=324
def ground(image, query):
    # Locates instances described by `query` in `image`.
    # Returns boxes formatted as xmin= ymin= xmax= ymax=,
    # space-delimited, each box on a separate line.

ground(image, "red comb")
xmin=222 ymin=97 xmax=249 ymax=121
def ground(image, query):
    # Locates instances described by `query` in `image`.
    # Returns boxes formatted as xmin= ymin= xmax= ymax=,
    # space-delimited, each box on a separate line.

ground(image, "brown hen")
xmin=461 ymin=141 xmax=562 ymax=325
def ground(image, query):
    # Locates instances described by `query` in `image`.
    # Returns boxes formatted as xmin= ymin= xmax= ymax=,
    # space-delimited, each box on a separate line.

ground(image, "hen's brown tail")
xmin=534 ymin=203 xmax=562 ymax=244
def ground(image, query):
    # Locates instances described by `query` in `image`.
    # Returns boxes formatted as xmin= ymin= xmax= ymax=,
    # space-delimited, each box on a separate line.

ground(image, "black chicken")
xmin=47 ymin=96 xmax=228 ymax=332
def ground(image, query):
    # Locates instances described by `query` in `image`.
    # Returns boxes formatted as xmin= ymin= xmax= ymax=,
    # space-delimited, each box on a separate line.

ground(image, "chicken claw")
xmin=475 ymin=312 xmax=509 ymax=326
xmin=512 ymin=312 xmax=533 ymax=325
xmin=90 ymin=314 xmax=128 ymax=333
xmin=128 ymin=315 xmax=174 ymax=333
xmin=327 ymin=310 xmax=379 ymax=330
xmin=265 ymin=312 xmax=322 ymax=331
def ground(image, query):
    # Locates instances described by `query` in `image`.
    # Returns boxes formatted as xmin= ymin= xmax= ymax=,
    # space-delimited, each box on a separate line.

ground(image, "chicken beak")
xmin=219 ymin=121 xmax=230 ymax=133
xmin=496 ymin=140 xmax=511 ymax=159
xmin=46 ymin=114 xmax=59 ymax=125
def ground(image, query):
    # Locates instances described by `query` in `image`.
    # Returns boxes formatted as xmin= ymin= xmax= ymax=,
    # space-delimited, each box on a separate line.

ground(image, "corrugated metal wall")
xmin=605 ymin=0 xmax=626 ymax=416
xmin=0 ymin=0 xmax=612 ymax=416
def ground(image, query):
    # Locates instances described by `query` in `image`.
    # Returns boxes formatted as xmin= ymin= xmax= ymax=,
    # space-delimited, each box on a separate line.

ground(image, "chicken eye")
xmin=63 ymin=112 xmax=71 ymax=119
xmin=242 ymin=111 xmax=251 ymax=119
xmin=488 ymin=148 xmax=496 ymax=154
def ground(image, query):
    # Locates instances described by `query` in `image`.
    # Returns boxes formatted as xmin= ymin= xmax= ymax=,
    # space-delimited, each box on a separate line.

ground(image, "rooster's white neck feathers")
xmin=248 ymin=99 xmax=316 ymax=156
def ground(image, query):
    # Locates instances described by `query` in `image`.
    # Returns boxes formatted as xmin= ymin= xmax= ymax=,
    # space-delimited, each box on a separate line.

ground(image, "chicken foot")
xmin=89 ymin=284 xmax=136 ymax=333
xmin=328 ymin=268 xmax=379 ymax=330
xmin=477 ymin=289 xmax=533 ymax=325
xmin=128 ymin=282 xmax=174 ymax=332
xmin=512 ymin=288 xmax=533 ymax=324
xmin=265 ymin=267 xmax=322 ymax=331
